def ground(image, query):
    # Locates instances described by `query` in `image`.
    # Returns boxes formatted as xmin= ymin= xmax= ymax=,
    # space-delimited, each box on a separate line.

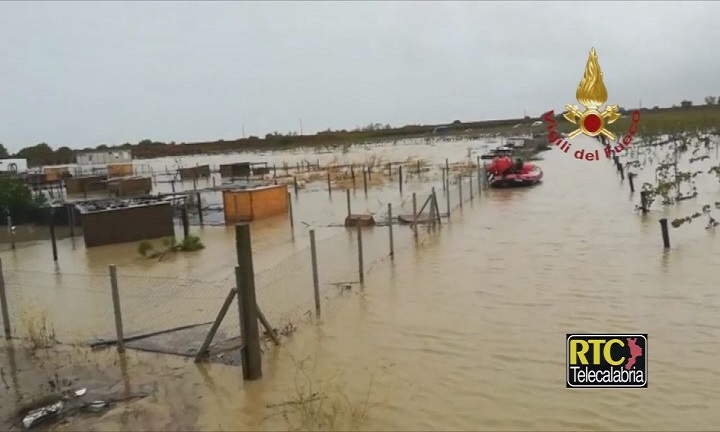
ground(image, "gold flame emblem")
xmin=563 ymin=48 xmax=620 ymax=140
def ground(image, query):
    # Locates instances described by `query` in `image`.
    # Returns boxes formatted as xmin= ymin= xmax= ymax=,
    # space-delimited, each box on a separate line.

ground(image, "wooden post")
xmin=388 ymin=203 xmax=394 ymax=258
xmin=357 ymin=224 xmax=364 ymax=284
xmin=49 ymin=208 xmax=58 ymax=262
xmin=346 ymin=189 xmax=351 ymax=218
xmin=459 ymin=176 xmax=463 ymax=208
xmin=363 ymin=167 xmax=368 ymax=196
xmin=368 ymin=165 xmax=372 ymax=182
xmin=351 ymin=165 xmax=356 ymax=188
xmin=659 ymin=218 xmax=670 ymax=248
xmin=192 ymin=175 xmax=198 ymax=190
xmin=442 ymin=167 xmax=446 ymax=191
xmin=387 ymin=162 xmax=392 ymax=180
xmin=310 ymin=230 xmax=321 ymax=317
xmin=6 ymin=215 xmax=15 ymax=250
xmin=619 ymin=164 xmax=625 ymax=181
xmin=235 ymin=224 xmax=262 ymax=380
xmin=327 ymin=170 xmax=332 ymax=195
xmin=109 ymin=265 xmax=125 ymax=353
xmin=417 ymin=160 xmax=421 ymax=174
xmin=195 ymin=287 xmax=236 ymax=362
xmin=67 ymin=205 xmax=75 ymax=238
xmin=432 ymin=187 xmax=442 ymax=226
xmin=212 ymin=176 xmax=216 ymax=188
xmin=640 ymin=190 xmax=649 ymax=213
xmin=0 ymin=259 xmax=11 ymax=339
xmin=273 ymin=164 xmax=277 ymax=178
xmin=469 ymin=173 xmax=474 ymax=201
xmin=445 ymin=158 xmax=449 ymax=174
xmin=477 ymin=160 xmax=482 ymax=194
xmin=287 ymin=192 xmax=294 ymax=232
xmin=399 ymin=165 xmax=403 ymax=194
xmin=412 ymin=192 xmax=418 ymax=238
xmin=446 ymin=176 xmax=451 ymax=218
xmin=293 ymin=176 xmax=298 ymax=195
xmin=197 ymin=193 xmax=204 ymax=225
xmin=181 ymin=205 xmax=189 ymax=239
xmin=628 ymin=173 xmax=635 ymax=193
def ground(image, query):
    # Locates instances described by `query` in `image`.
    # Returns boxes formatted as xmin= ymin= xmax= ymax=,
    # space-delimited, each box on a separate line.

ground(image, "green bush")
xmin=0 ymin=177 xmax=46 ymax=224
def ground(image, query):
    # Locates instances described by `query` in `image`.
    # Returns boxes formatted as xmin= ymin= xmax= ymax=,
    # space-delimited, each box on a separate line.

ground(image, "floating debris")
xmin=22 ymin=400 xmax=64 ymax=429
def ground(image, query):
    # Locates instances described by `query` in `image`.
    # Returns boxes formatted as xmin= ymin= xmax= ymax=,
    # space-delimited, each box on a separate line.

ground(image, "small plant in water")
xmin=137 ymin=235 xmax=205 ymax=260
xmin=21 ymin=307 xmax=58 ymax=350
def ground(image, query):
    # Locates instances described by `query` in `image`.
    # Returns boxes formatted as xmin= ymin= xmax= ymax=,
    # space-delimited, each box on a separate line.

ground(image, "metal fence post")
xmin=109 ymin=265 xmax=125 ymax=353
xmin=0 ymin=259 xmax=11 ymax=339
xmin=357 ymin=224 xmax=364 ymax=284
xmin=412 ymin=192 xmax=418 ymax=238
xmin=459 ymin=176 xmax=463 ymax=208
xmin=388 ymin=203 xmax=394 ymax=257
xmin=310 ymin=230 xmax=321 ymax=317
xmin=287 ymin=192 xmax=294 ymax=233
xmin=6 ymin=215 xmax=15 ymax=250
xmin=446 ymin=176 xmax=451 ymax=218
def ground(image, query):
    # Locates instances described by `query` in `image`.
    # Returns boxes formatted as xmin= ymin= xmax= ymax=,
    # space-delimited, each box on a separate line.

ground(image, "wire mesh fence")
xmin=0 ymin=163 xmax=486 ymax=354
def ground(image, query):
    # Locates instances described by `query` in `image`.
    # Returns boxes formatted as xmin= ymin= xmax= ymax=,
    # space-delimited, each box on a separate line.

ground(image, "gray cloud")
xmin=2 ymin=1 xmax=719 ymax=151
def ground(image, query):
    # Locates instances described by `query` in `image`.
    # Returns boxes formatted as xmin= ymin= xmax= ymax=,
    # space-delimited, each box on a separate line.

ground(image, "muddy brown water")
xmin=3 ymin=135 xmax=720 ymax=430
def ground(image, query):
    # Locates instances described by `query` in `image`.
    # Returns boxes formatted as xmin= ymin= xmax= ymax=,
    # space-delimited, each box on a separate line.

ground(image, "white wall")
xmin=76 ymin=150 xmax=132 ymax=165
xmin=0 ymin=158 xmax=28 ymax=173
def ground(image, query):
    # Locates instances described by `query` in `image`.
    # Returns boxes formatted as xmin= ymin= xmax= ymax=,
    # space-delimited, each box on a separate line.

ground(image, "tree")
xmin=54 ymin=146 xmax=75 ymax=164
xmin=0 ymin=177 xmax=47 ymax=224
xmin=705 ymin=96 xmax=717 ymax=105
xmin=0 ymin=143 xmax=8 ymax=158
xmin=16 ymin=143 xmax=55 ymax=167
xmin=680 ymin=100 xmax=693 ymax=108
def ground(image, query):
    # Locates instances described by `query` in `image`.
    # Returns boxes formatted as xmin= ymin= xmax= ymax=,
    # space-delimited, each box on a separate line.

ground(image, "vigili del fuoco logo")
xmin=566 ymin=334 xmax=648 ymax=388
xmin=543 ymin=48 xmax=641 ymax=162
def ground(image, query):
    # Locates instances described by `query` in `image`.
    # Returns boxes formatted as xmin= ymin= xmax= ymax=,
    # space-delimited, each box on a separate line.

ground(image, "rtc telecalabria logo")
xmin=543 ymin=48 xmax=641 ymax=162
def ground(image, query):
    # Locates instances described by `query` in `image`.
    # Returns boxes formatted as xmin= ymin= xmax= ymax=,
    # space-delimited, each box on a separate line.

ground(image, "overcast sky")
xmin=2 ymin=1 xmax=719 ymax=152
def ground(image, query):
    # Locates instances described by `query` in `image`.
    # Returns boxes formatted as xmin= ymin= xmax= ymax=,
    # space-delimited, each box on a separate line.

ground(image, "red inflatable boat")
xmin=486 ymin=156 xmax=543 ymax=188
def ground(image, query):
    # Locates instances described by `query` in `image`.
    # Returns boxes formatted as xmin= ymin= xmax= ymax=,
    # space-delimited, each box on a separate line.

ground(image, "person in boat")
xmin=504 ymin=157 xmax=524 ymax=175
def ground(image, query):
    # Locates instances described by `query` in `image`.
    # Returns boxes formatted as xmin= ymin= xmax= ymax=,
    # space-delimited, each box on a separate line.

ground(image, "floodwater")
xmin=3 ymin=135 xmax=720 ymax=430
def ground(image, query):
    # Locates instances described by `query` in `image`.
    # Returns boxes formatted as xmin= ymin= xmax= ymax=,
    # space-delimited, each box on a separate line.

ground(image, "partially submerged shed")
xmin=65 ymin=175 xmax=108 ymax=195
xmin=107 ymin=163 xmax=134 ymax=178
xmin=222 ymin=184 xmax=288 ymax=222
xmin=179 ymin=165 xmax=211 ymax=180
xmin=105 ymin=177 xmax=152 ymax=197
xmin=219 ymin=162 xmax=251 ymax=178
xmin=76 ymin=198 xmax=175 ymax=247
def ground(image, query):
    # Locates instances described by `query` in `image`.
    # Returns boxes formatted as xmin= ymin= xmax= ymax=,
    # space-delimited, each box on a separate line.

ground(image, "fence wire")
xmin=0 ymin=164 xmax=484 ymax=353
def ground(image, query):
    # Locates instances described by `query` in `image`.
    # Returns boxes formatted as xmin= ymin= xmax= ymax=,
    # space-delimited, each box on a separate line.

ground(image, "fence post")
xmin=469 ymin=173 xmax=474 ymax=201
xmin=446 ymin=176 xmax=451 ymax=218
xmin=659 ymin=218 xmax=670 ymax=248
xmin=442 ymin=167 xmax=446 ymax=191
xmin=628 ymin=173 xmax=635 ymax=193
xmin=293 ymin=176 xmax=298 ymax=195
xmin=398 ymin=166 xmax=403 ymax=194
xmin=363 ymin=167 xmax=368 ymax=196
xmin=357 ymin=224 xmax=364 ymax=284
xmin=346 ymin=189 xmax=351 ymax=218
xmin=6 ymin=215 xmax=15 ymax=250
xmin=640 ymin=190 xmax=649 ymax=213
xmin=287 ymin=192 xmax=294 ymax=233
xmin=477 ymin=156 xmax=482 ymax=194
xmin=388 ymin=203 xmax=394 ymax=258
xmin=235 ymin=224 xmax=262 ymax=380
xmin=0 ymin=259 xmax=11 ymax=340
xmin=310 ymin=230 xmax=321 ymax=317
xmin=48 ymin=207 xmax=58 ymax=262
xmin=412 ymin=192 xmax=418 ymax=239
xmin=109 ymin=265 xmax=125 ymax=353
xmin=181 ymin=205 xmax=189 ymax=239
xmin=351 ymin=165 xmax=356 ymax=188
xmin=197 ymin=192 xmax=204 ymax=225
xmin=459 ymin=176 xmax=463 ymax=208
xmin=327 ymin=170 xmax=332 ymax=196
